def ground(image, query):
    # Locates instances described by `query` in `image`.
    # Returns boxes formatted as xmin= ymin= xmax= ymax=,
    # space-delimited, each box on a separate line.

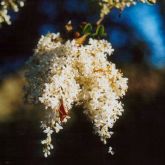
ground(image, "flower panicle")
xmin=25 ymin=32 xmax=128 ymax=157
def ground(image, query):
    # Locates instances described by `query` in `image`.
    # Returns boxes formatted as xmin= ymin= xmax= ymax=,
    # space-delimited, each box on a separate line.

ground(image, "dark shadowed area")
xmin=0 ymin=0 xmax=165 ymax=165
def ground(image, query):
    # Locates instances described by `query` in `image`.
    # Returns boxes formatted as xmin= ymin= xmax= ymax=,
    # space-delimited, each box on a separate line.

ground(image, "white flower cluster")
xmin=25 ymin=33 xmax=128 ymax=157
xmin=0 ymin=0 xmax=24 ymax=25
xmin=99 ymin=0 xmax=156 ymax=18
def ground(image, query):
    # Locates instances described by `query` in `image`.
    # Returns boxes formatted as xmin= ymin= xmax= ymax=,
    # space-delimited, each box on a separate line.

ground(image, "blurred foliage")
xmin=125 ymin=65 xmax=163 ymax=98
xmin=0 ymin=71 xmax=36 ymax=122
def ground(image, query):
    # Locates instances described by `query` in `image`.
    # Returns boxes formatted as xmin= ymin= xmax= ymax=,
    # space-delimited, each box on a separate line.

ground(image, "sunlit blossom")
xmin=25 ymin=33 xmax=128 ymax=157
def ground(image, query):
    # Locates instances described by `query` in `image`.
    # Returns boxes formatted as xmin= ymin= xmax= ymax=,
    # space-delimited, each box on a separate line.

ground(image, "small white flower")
xmin=55 ymin=123 xmax=63 ymax=133
xmin=44 ymin=152 xmax=48 ymax=158
xmin=43 ymin=127 xmax=53 ymax=135
xmin=108 ymin=146 xmax=115 ymax=155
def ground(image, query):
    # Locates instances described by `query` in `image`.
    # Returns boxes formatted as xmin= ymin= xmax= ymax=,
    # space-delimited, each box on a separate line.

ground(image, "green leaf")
xmin=95 ymin=25 xmax=107 ymax=37
xmin=83 ymin=23 xmax=93 ymax=34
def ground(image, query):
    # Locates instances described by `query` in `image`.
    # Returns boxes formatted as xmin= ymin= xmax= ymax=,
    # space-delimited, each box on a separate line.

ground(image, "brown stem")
xmin=96 ymin=16 xmax=104 ymax=26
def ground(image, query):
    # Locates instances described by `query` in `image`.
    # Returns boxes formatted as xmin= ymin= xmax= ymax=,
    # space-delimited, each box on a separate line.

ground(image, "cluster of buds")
xmin=0 ymin=0 xmax=24 ymax=25
xmin=99 ymin=0 xmax=156 ymax=18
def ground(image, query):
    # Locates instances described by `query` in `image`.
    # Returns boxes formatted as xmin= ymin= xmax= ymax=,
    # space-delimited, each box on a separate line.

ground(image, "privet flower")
xmin=99 ymin=0 xmax=156 ymax=18
xmin=0 ymin=0 xmax=24 ymax=25
xmin=25 ymin=33 xmax=128 ymax=157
